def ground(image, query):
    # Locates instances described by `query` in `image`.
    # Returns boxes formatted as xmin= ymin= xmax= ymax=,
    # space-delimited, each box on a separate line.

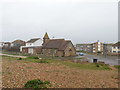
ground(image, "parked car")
xmin=79 ymin=53 xmax=84 ymax=56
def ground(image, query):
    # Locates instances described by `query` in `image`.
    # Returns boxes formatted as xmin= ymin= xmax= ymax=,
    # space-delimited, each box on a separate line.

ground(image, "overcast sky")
xmin=0 ymin=0 xmax=119 ymax=44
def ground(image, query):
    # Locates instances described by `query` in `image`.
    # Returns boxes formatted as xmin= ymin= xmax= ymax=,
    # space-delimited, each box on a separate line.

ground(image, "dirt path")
xmin=0 ymin=53 xmax=27 ymax=58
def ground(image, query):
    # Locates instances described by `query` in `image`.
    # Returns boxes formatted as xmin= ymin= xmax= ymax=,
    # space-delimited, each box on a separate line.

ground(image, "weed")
xmin=49 ymin=84 xmax=52 ymax=87
xmin=26 ymin=67 xmax=32 ymax=69
xmin=24 ymin=79 xmax=52 ymax=89
xmin=28 ymin=56 xmax=39 ymax=59
xmin=8 ymin=72 xmax=12 ymax=74
xmin=18 ymin=58 xmax=22 ymax=60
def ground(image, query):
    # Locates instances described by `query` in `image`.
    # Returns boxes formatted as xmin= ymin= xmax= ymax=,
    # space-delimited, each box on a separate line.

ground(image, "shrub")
xmin=95 ymin=63 xmax=112 ymax=70
xmin=114 ymin=65 xmax=120 ymax=69
xmin=24 ymin=79 xmax=52 ymax=89
xmin=96 ymin=64 xmax=99 ymax=67
xmin=18 ymin=57 xmax=22 ymax=60
xmin=28 ymin=56 xmax=39 ymax=59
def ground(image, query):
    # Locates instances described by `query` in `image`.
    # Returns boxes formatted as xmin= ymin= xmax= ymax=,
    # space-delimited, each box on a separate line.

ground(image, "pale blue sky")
xmin=1 ymin=0 xmax=119 ymax=44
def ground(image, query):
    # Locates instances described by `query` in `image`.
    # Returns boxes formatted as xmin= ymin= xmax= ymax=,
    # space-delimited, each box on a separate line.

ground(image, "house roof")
xmin=76 ymin=44 xmax=92 ymax=45
xmin=22 ymin=46 xmax=42 ymax=48
xmin=27 ymin=38 xmax=40 ymax=43
xmin=42 ymin=39 xmax=71 ymax=51
xmin=113 ymin=42 xmax=120 ymax=46
xmin=43 ymin=32 xmax=49 ymax=39
xmin=12 ymin=40 xmax=25 ymax=44
xmin=4 ymin=42 xmax=11 ymax=44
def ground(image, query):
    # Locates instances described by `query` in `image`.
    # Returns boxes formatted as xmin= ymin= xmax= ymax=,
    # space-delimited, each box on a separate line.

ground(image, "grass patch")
xmin=8 ymin=72 xmax=12 ymax=74
xmin=17 ymin=58 xmax=22 ymax=60
xmin=26 ymin=67 xmax=33 ymax=69
xmin=114 ymin=65 xmax=120 ymax=69
xmin=28 ymin=56 xmax=39 ymax=59
xmin=75 ymin=57 xmax=85 ymax=60
xmin=45 ymin=70 xmax=49 ymax=73
xmin=2 ymin=56 xmax=111 ymax=70
xmin=24 ymin=79 xmax=52 ymax=89
xmin=42 ymin=59 xmax=111 ymax=70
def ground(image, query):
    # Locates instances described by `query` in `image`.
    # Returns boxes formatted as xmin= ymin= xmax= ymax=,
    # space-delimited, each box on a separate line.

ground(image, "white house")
xmin=112 ymin=42 xmax=120 ymax=53
xmin=21 ymin=38 xmax=43 ymax=54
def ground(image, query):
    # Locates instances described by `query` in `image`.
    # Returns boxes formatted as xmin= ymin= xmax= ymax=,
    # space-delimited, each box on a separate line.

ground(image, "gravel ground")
xmin=2 ymin=58 xmax=118 ymax=88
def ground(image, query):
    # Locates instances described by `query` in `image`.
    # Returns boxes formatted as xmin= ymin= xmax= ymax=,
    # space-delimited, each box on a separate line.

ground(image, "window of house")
xmin=113 ymin=51 xmax=116 ymax=53
xmin=114 ymin=46 xmax=116 ymax=49
xmin=118 ymin=47 xmax=120 ymax=49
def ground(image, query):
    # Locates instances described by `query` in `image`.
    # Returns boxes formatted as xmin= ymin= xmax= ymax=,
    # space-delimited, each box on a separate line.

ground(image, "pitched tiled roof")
xmin=27 ymin=38 xmax=40 ymax=43
xmin=12 ymin=40 xmax=25 ymax=44
xmin=113 ymin=42 xmax=120 ymax=46
xmin=42 ymin=39 xmax=71 ymax=51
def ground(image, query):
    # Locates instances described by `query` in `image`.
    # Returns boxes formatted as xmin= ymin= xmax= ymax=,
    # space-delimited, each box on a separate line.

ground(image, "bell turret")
xmin=43 ymin=32 xmax=49 ymax=44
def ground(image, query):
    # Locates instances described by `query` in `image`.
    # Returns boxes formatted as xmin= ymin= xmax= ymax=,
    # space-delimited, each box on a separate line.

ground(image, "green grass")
xmin=26 ymin=67 xmax=33 ymax=69
xmin=42 ymin=59 xmax=111 ymax=70
xmin=24 ymin=79 xmax=52 ymax=89
xmin=28 ymin=56 xmax=39 ymax=59
xmin=60 ymin=61 xmax=111 ymax=70
xmin=2 ymin=55 xmax=111 ymax=70
xmin=8 ymin=72 xmax=12 ymax=74
xmin=114 ymin=65 xmax=120 ymax=70
xmin=75 ymin=57 xmax=85 ymax=60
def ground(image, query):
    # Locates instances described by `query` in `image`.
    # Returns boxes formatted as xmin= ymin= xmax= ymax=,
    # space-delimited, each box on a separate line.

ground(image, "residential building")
xmin=11 ymin=40 xmax=26 ymax=47
xmin=3 ymin=42 xmax=11 ymax=47
xmin=112 ymin=42 xmax=120 ymax=54
xmin=103 ymin=43 xmax=113 ymax=55
xmin=76 ymin=44 xmax=92 ymax=53
xmin=92 ymin=40 xmax=104 ymax=53
xmin=0 ymin=42 xmax=4 ymax=47
xmin=21 ymin=38 xmax=43 ymax=54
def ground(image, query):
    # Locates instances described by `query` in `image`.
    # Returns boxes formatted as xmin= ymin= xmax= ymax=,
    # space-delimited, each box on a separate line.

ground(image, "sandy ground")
xmin=2 ymin=57 xmax=118 ymax=88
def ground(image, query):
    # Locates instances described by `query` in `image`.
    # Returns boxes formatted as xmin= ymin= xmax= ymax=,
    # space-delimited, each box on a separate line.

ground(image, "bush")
xmin=18 ymin=57 xmax=22 ymax=60
xmin=24 ymin=79 xmax=52 ymax=89
xmin=114 ymin=65 xmax=120 ymax=69
xmin=95 ymin=63 xmax=111 ymax=70
xmin=28 ymin=56 xmax=39 ymax=59
xmin=96 ymin=64 xmax=99 ymax=67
